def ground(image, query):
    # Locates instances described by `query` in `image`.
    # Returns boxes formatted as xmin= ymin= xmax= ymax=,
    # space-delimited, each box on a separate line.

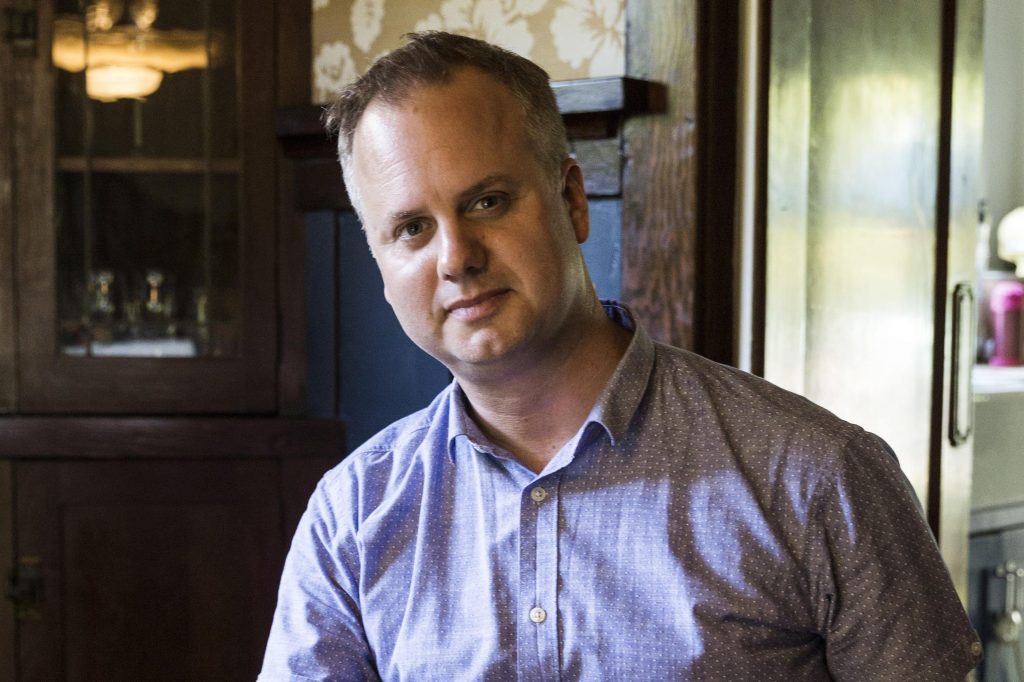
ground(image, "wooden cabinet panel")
xmin=12 ymin=457 xmax=332 ymax=681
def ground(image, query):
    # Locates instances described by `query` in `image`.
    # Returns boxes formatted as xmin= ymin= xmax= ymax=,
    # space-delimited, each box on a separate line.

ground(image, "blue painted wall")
xmin=305 ymin=198 xmax=622 ymax=453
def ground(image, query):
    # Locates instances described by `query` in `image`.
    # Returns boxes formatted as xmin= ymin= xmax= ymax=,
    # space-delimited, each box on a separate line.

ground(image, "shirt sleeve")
xmin=258 ymin=475 xmax=382 ymax=682
xmin=818 ymin=430 xmax=982 ymax=680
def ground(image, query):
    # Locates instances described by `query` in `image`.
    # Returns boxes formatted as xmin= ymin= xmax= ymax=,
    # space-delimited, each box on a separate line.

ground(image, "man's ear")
xmin=561 ymin=158 xmax=589 ymax=244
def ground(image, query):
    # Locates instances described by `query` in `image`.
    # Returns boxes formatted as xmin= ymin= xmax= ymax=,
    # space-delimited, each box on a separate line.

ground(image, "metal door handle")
xmin=949 ymin=282 xmax=974 ymax=446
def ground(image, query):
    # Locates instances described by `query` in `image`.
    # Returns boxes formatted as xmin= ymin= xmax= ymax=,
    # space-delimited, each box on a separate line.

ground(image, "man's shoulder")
xmin=648 ymin=341 xmax=867 ymax=451
xmin=319 ymin=383 xmax=453 ymax=497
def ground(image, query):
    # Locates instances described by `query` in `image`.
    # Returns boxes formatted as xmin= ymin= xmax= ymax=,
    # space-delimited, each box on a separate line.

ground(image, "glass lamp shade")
xmin=51 ymin=16 xmax=220 ymax=101
xmin=85 ymin=64 xmax=163 ymax=101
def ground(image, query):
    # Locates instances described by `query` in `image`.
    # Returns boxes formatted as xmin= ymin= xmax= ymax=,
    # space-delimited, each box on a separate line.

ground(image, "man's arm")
xmin=259 ymin=477 xmax=381 ymax=682
xmin=818 ymin=431 xmax=982 ymax=680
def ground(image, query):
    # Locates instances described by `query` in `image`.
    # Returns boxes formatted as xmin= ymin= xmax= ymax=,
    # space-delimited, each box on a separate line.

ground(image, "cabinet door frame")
xmin=13 ymin=0 xmax=277 ymax=414
xmin=0 ymin=0 xmax=17 ymax=412
xmin=0 ymin=460 xmax=13 ymax=682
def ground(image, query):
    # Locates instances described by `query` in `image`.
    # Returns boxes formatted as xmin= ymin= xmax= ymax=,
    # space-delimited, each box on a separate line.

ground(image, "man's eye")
xmin=399 ymin=221 xmax=426 ymax=238
xmin=471 ymin=195 xmax=505 ymax=212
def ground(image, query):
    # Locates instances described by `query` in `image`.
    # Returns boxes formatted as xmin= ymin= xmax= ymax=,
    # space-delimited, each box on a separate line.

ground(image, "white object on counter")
xmin=997 ymin=206 xmax=1024 ymax=277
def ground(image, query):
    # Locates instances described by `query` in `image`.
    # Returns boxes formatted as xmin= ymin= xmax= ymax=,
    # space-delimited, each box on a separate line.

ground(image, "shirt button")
xmin=530 ymin=487 xmax=547 ymax=502
xmin=970 ymin=641 xmax=983 ymax=657
xmin=529 ymin=607 xmax=547 ymax=624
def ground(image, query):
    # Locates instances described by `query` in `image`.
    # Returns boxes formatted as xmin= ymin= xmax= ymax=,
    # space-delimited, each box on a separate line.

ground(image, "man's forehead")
xmin=356 ymin=68 xmax=519 ymax=133
xmin=351 ymin=77 xmax=526 ymax=172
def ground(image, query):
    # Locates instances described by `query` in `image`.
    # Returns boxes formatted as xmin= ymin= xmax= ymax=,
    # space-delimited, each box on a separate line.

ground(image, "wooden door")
xmin=761 ymin=0 xmax=983 ymax=596
xmin=11 ymin=458 xmax=295 ymax=681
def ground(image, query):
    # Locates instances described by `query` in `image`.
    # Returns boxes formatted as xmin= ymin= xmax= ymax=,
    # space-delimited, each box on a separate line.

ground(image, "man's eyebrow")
xmin=383 ymin=175 xmax=518 ymax=226
xmin=456 ymin=174 xmax=518 ymax=204
xmin=385 ymin=208 xmax=422 ymax=226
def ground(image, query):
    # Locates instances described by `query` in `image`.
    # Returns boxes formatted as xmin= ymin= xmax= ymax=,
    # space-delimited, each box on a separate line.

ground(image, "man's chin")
xmin=440 ymin=333 xmax=532 ymax=375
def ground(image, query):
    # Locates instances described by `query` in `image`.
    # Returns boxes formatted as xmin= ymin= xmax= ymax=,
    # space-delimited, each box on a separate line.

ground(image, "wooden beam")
xmin=0 ymin=417 xmax=346 ymax=459
xmin=551 ymin=76 xmax=656 ymax=116
xmin=622 ymin=0 xmax=700 ymax=348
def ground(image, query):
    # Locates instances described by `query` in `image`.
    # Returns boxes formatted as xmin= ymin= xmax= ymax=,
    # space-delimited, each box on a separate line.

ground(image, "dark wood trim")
xmin=694 ymin=0 xmax=740 ymax=363
xmin=277 ymin=155 xmax=308 ymax=415
xmin=0 ymin=460 xmax=13 ymax=682
xmin=749 ymin=0 xmax=771 ymax=377
xmin=0 ymin=417 xmax=345 ymax=459
xmin=55 ymin=157 xmax=241 ymax=173
xmin=274 ymin=77 xmax=659 ymax=211
xmin=13 ymin=0 xmax=57 ymax=411
xmin=622 ymin=0 xmax=700 ymax=348
xmin=926 ymin=0 xmax=957 ymax=537
xmin=275 ymin=0 xmax=312 ymax=416
xmin=0 ymin=8 xmax=15 ymax=414
xmin=237 ymin=0 xmax=279 ymax=411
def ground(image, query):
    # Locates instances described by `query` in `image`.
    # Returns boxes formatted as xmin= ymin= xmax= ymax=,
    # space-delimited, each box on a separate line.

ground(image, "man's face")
xmin=349 ymin=67 xmax=592 ymax=377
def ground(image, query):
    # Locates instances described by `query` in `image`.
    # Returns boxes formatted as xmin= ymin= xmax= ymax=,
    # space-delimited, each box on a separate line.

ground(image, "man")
xmin=260 ymin=32 xmax=981 ymax=680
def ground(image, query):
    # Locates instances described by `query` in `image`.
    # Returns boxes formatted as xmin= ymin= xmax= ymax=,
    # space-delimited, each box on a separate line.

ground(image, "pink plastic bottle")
xmin=989 ymin=280 xmax=1024 ymax=366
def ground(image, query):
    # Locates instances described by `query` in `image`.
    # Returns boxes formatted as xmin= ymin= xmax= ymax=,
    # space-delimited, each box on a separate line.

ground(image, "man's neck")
xmin=455 ymin=302 xmax=632 ymax=474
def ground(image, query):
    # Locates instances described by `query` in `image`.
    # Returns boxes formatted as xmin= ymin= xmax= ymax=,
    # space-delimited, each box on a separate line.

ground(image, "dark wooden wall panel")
xmin=15 ymin=460 xmax=285 ymax=682
xmin=622 ymin=0 xmax=700 ymax=348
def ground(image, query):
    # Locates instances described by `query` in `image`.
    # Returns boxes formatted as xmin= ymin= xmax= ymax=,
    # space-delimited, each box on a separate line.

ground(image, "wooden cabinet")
xmin=0 ymin=422 xmax=343 ymax=681
xmin=11 ymin=456 xmax=327 ymax=681
xmin=0 ymin=1 xmax=343 ymax=679
xmin=7 ymin=0 xmax=279 ymax=414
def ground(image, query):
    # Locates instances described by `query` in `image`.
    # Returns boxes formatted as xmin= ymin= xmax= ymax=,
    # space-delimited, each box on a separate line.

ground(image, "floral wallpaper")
xmin=312 ymin=0 xmax=626 ymax=103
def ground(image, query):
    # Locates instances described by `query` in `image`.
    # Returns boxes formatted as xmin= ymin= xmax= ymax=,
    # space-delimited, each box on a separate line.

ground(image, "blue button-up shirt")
xmin=260 ymin=302 xmax=980 ymax=681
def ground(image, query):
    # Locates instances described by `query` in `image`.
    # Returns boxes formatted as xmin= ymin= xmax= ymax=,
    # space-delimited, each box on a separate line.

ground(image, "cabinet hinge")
xmin=2 ymin=8 xmax=37 ymax=57
xmin=6 ymin=556 xmax=44 ymax=621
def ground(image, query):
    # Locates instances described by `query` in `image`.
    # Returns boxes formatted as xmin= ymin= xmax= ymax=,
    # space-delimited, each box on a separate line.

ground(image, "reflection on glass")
xmin=54 ymin=0 xmax=239 ymax=359
xmin=51 ymin=0 xmax=224 ymax=102
xmin=765 ymin=0 xmax=942 ymax=504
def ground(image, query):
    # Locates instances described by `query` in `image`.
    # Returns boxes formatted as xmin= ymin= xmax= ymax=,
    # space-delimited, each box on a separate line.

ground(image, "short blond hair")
xmin=323 ymin=31 xmax=569 ymax=211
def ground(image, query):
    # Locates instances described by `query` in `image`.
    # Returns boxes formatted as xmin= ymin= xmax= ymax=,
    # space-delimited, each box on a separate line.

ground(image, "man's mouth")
xmin=445 ymin=289 xmax=511 ymax=321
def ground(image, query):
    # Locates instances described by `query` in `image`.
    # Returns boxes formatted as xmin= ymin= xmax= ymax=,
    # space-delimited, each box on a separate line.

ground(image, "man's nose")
xmin=437 ymin=219 xmax=486 ymax=280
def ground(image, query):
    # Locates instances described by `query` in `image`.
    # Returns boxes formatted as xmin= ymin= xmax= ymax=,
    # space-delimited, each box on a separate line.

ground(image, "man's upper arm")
xmin=259 ymin=476 xmax=381 ymax=682
xmin=820 ymin=432 xmax=981 ymax=680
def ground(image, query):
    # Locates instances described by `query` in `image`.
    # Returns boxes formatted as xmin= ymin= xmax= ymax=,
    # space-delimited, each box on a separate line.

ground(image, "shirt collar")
xmin=445 ymin=300 xmax=656 ymax=462
xmin=585 ymin=300 xmax=655 ymax=446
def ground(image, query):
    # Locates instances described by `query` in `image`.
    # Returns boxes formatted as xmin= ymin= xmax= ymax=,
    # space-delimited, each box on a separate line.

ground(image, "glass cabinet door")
xmin=54 ymin=0 xmax=240 ymax=360
xmin=14 ymin=0 xmax=277 ymax=413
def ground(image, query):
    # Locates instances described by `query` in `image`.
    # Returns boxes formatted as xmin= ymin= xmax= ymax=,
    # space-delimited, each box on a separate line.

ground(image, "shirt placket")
xmin=516 ymin=473 xmax=561 ymax=681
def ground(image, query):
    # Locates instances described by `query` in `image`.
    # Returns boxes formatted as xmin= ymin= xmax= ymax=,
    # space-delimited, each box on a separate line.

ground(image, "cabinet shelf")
xmin=57 ymin=157 xmax=241 ymax=174
xmin=973 ymin=364 xmax=1024 ymax=395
